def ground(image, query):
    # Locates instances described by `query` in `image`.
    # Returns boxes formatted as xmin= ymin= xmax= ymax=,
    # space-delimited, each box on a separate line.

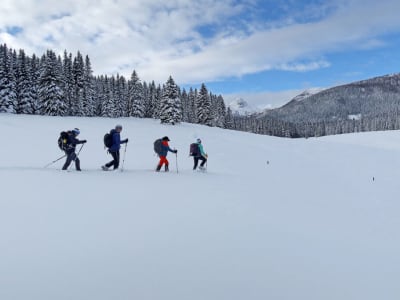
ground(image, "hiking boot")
xmin=101 ymin=165 xmax=109 ymax=171
xmin=156 ymin=165 xmax=162 ymax=172
xmin=165 ymin=165 xmax=169 ymax=172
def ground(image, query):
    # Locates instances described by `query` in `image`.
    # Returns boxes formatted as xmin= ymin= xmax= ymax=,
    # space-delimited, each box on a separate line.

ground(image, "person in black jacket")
xmin=62 ymin=128 xmax=87 ymax=171
xmin=102 ymin=125 xmax=128 ymax=171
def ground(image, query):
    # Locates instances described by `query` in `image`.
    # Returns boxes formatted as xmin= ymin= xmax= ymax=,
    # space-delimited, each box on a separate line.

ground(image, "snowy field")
xmin=0 ymin=114 xmax=399 ymax=300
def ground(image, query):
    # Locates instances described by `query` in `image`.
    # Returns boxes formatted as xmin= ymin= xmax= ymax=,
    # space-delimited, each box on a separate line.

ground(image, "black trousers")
xmin=106 ymin=151 xmax=120 ymax=169
xmin=193 ymin=156 xmax=207 ymax=170
xmin=62 ymin=151 xmax=80 ymax=170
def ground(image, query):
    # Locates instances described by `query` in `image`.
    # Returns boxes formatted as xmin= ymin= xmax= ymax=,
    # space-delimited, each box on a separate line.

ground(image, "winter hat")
xmin=197 ymin=138 xmax=202 ymax=143
xmin=72 ymin=128 xmax=80 ymax=135
xmin=115 ymin=125 xmax=123 ymax=130
xmin=162 ymin=136 xmax=170 ymax=141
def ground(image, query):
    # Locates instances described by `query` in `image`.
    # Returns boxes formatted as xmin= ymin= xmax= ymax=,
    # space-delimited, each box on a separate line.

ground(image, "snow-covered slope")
xmin=289 ymin=87 xmax=325 ymax=102
xmin=228 ymin=98 xmax=257 ymax=115
xmin=1 ymin=114 xmax=399 ymax=300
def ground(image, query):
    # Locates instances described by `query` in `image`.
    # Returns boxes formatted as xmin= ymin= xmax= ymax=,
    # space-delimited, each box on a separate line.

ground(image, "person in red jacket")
xmin=156 ymin=136 xmax=177 ymax=172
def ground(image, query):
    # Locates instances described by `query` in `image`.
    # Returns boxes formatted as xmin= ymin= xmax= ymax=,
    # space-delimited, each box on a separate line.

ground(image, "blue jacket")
xmin=159 ymin=140 xmax=174 ymax=157
xmin=109 ymin=129 xmax=127 ymax=152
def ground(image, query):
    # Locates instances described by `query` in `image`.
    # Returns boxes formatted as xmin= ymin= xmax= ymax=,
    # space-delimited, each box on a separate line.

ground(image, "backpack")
xmin=58 ymin=131 xmax=69 ymax=151
xmin=189 ymin=143 xmax=200 ymax=156
xmin=104 ymin=132 xmax=113 ymax=148
xmin=154 ymin=139 xmax=163 ymax=155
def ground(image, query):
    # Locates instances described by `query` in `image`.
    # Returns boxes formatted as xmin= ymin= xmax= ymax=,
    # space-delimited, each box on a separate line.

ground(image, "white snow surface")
xmin=1 ymin=114 xmax=400 ymax=300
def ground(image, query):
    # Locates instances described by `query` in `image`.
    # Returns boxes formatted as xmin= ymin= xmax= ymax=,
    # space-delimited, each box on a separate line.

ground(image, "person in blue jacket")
xmin=102 ymin=125 xmax=128 ymax=171
xmin=62 ymin=128 xmax=87 ymax=171
xmin=192 ymin=138 xmax=208 ymax=170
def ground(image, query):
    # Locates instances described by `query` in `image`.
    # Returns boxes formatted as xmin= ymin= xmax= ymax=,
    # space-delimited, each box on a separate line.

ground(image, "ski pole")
xmin=121 ymin=143 xmax=128 ymax=172
xmin=44 ymin=154 xmax=67 ymax=168
xmin=76 ymin=143 xmax=85 ymax=158
xmin=175 ymin=152 xmax=179 ymax=174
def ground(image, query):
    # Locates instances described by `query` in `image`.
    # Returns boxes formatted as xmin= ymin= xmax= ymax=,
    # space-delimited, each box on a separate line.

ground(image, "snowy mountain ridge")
xmin=228 ymin=98 xmax=258 ymax=116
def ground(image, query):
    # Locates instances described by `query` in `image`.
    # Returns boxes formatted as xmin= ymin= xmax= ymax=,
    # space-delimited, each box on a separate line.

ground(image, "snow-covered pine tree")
xmin=196 ymin=83 xmax=212 ymax=126
xmin=147 ymin=81 xmax=157 ymax=119
xmin=38 ymin=50 xmax=66 ymax=116
xmin=143 ymin=81 xmax=152 ymax=118
xmin=62 ymin=51 xmax=74 ymax=115
xmin=128 ymin=70 xmax=145 ymax=118
xmin=101 ymin=76 xmax=116 ymax=117
xmin=159 ymin=76 xmax=182 ymax=125
xmin=225 ymin=107 xmax=234 ymax=129
xmin=82 ymin=55 xmax=95 ymax=117
xmin=216 ymin=95 xmax=227 ymax=128
xmin=29 ymin=54 xmax=40 ymax=114
xmin=115 ymin=74 xmax=127 ymax=117
xmin=153 ymin=84 xmax=162 ymax=119
xmin=15 ymin=49 xmax=34 ymax=114
xmin=0 ymin=44 xmax=17 ymax=113
xmin=180 ymin=88 xmax=189 ymax=122
xmin=187 ymin=88 xmax=197 ymax=123
xmin=72 ymin=51 xmax=84 ymax=116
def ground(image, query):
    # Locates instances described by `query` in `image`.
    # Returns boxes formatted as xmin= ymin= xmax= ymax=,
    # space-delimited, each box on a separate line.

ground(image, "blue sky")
xmin=1 ymin=0 xmax=400 ymax=108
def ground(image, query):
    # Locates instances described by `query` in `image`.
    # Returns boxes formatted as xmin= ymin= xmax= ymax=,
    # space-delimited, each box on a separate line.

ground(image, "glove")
xmin=82 ymin=140 xmax=87 ymax=144
xmin=125 ymin=138 xmax=129 ymax=143
xmin=174 ymin=150 xmax=178 ymax=154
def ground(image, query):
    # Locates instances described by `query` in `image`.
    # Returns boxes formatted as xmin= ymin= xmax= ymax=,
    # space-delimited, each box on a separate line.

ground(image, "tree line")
xmin=0 ymin=44 xmax=234 ymax=128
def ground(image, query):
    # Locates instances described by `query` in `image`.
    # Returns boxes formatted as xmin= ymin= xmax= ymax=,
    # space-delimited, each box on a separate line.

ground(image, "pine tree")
xmin=82 ymin=55 xmax=95 ymax=116
xmin=128 ymin=70 xmax=145 ymax=118
xmin=101 ymin=76 xmax=115 ymax=117
xmin=62 ymin=51 xmax=74 ymax=115
xmin=159 ymin=76 xmax=182 ymax=125
xmin=29 ymin=54 xmax=40 ymax=114
xmin=15 ymin=49 xmax=34 ymax=114
xmin=0 ymin=44 xmax=17 ymax=113
xmin=196 ymin=83 xmax=212 ymax=126
xmin=39 ymin=50 xmax=66 ymax=116
xmin=72 ymin=51 xmax=84 ymax=116
xmin=225 ymin=107 xmax=234 ymax=129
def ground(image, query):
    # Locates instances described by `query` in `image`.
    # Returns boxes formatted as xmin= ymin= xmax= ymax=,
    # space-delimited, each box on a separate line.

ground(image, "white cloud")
xmin=0 ymin=0 xmax=400 ymax=85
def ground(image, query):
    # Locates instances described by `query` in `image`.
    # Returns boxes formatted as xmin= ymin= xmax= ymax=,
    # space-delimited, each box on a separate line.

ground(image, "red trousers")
xmin=158 ymin=156 xmax=169 ymax=167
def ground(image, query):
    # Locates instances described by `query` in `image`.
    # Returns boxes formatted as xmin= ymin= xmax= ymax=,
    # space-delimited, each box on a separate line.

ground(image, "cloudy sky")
xmin=1 ymin=0 xmax=400 ymax=108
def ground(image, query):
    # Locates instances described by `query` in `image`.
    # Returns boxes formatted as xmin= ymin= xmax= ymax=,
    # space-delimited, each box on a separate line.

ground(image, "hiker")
xmin=190 ymin=138 xmax=208 ymax=170
xmin=155 ymin=136 xmax=177 ymax=172
xmin=61 ymin=128 xmax=87 ymax=171
xmin=102 ymin=125 xmax=128 ymax=171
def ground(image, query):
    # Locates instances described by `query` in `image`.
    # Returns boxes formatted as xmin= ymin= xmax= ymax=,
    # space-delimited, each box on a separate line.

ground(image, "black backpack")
xmin=154 ymin=139 xmax=163 ymax=155
xmin=104 ymin=132 xmax=113 ymax=148
xmin=58 ymin=131 xmax=69 ymax=151
xmin=189 ymin=143 xmax=199 ymax=156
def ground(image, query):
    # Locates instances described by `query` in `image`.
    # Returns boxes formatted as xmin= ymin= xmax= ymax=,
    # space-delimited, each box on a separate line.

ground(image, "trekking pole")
xmin=44 ymin=154 xmax=67 ymax=168
xmin=175 ymin=152 xmax=179 ymax=174
xmin=121 ymin=143 xmax=128 ymax=172
xmin=76 ymin=143 xmax=85 ymax=158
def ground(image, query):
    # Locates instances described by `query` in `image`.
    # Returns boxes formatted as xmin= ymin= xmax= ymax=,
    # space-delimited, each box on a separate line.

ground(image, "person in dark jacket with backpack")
xmin=156 ymin=136 xmax=177 ymax=172
xmin=191 ymin=138 xmax=208 ymax=170
xmin=102 ymin=125 xmax=128 ymax=171
xmin=62 ymin=128 xmax=87 ymax=171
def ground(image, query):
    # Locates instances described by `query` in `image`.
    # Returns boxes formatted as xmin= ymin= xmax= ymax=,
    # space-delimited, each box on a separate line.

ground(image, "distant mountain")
xmin=228 ymin=98 xmax=258 ymax=116
xmin=285 ymin=88 xmax=325 ymax=104
xmin=264 ymin=74 xmax=400 ymax=124
xmin=232 ymin=73 xmax=400 ymax=138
